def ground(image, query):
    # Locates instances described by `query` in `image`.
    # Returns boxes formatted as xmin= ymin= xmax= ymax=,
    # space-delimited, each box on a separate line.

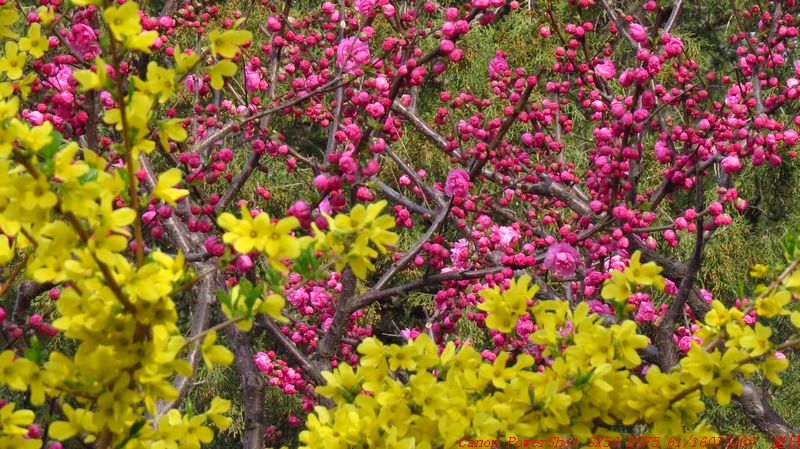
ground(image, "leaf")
xmin=23 ymin=336 xmax=43 ymax=364
xmin=39 ymin=129 xmax=63 ymax=160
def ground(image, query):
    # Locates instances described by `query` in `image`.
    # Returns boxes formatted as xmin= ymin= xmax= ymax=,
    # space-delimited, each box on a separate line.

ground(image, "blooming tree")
xmin=1 ymin=0 xmax=800 ymax=448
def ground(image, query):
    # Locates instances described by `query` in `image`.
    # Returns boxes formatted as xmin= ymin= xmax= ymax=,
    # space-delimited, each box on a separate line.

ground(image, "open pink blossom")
xmin=67 ymin=23 xmax=100 ymax=59
xmin=254 ymin=352 xmax=272 ymax=373
xmin=336 ymin=37 xmax=370 ymax=73
xmin=488 ymin=50 xmax=508 ymax=79
xmin=594 ymin=60 xmax=616 ymax=80
xmin=664 ymin=36 xmax=684 ymax=57
xmin=444 ymin=169 xmax=470 ymax=199
xmin=543 ymin=243 xmax=580 ymax=277
xmin=721 ymin=155 xmax=742 ymax=174
xmin=355 ymin=0 xmax=376 ymax=15
xmin=629 ymin=23 xmax=649 ymax=43
xmin=244 ymin=64 xmax=261 ymax=92
xmin=635 ymin=301 xmax=656 ymax=322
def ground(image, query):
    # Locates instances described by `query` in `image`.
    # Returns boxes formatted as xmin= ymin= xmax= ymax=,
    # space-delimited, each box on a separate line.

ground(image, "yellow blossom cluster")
xmin=0 ymin=2 xmax=266 ymax=448
xmin=302 ymin=256 xmax=800 ymax=447
xmin=477 ymin=275 xmax=539 ymax=333
xmin=308 ymin=200 xmax=399 ymax=279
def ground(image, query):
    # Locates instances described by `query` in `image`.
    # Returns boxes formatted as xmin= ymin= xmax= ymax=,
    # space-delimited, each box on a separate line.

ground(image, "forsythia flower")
xmin=312 ymin=200 xmax=398 ymax=279
xmin=601 ymin=269 xmax=632 ymax=303
xmin=217 ymin=206 xmax=300 ymax=271
xmin=200 ymin=330 xmax=234 ymax=369
xmin=174 ymin=46 xmax=200 ymax=74
xmin=18 ymin=23 xmax=48 ymax=59
xmin=141 ymin=62 xmax=176 ymax=104
xmin=208 ymin=29 xmax=253 ymax=58
xmin=624 ymin=251 xmax=665 ymax=289
xmin=72 ymin=57 xmax=108 ymax=91
xmin=0 ymin=404 xmax=35 ymax=435
xmin=103 ymin=1 xmax=142 ymax=40
xmin=0 ymin=5 xmax=18 ymax=39
xmin=0 ymin=234 xmax=13 ymax=263
xmin=154 ymin=168 xmax=189 ymax=206
xmin=477 ymin=275 xmax=539 ymax=333
xmin=158 ymin=118 xmax=188 ymax=152
xmin=0 ymin=42 xmax=26 ymax=80
xmin=755 ymin=290 xmax=790 ymax=318
xmin=206 ymin=60 xmax=238 ymax=90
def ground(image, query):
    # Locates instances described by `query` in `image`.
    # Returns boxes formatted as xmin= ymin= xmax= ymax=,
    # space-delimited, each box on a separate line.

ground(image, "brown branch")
xmin=655 ymin=174 xmax=705 ymax=370
xmin=371 ymin=199 xmax=453 ymax=292
xmin=256 ymin=315 xmax=324 ymax=385
xmin=312 ymin=266 xmax=357 ymax=372
xmin=225 ymin=325 xmax=266 ymax=449
xmin=348 ymin=266 xmax=504 ymax=311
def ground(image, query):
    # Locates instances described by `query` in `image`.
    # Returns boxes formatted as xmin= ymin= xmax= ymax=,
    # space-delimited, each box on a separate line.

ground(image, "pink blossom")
xmin=444 ymin=169 xmax=470 ymax=199
xmin=355 ymin=0 xmax=376 ymax=15
xmin=400 ymin=328 xmax=420 ymax=340
xmin=721 ymin=155 xmax=742 ymax=174
xmin=635 ymin=301 xmax=656 ymax=322
xmin=629 ymin=23 xmax=649 ymax=43
xmin=494 ymin=226 xmax=520 ymax=249
xmin=254 ymin=352 xmax=272 ymax=373
xmin=450 ymin=239 xmax=470 ymax=268
xmin=587 ymin=299 xmax=614 ymax=315
xmin=677 ymin=336 xmax=702 ymax=352
xmin=67 ymin=24 xmax=100 ymax=58
xmin=48 ymin=65 xmax=73 ymax=92
xmin=336 ymin=37 xmax=370 ymax=73
xmin=488 ymin=51 xmax=508 ymax=79
xmin=543 ymin=243 xmax=580 ymax=277
xmin=594 ymin=60 xmax=616 ymax=80
xmin=664 ymin=37 xmax=684 ymax=57
xmin=244 ymin=64 xmax=261 ymax=92
xmin=365 ymin=102 xmax=385 ymax=118
xmin=25 ymin=111 xmax=44 ymax=126
xmin=184 ymin=75 xmax=204 ymax=93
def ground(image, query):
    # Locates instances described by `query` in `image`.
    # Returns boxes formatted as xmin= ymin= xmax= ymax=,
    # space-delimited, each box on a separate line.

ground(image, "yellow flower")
xmin=217 ymin=206 xmax=300 ymax=270
xmin=141 ymin=62 xmax=176 ymax=103
xmin=260 ymin=293 xmax=289 ymax=323
xmin=174 ymin=46 xmax=200 ymax=74
xmin=0 ymin=5 xmax=18 ymax=39
xmin=755 ymin=290 xmax=790 ymax=318
xmin=0 ymin=235 xmax=13 ymax=264
xmin=103 ymin=1 xmax=142 ymax=40
xmin=317 ymin=364 xmax=361 ymax=403
xmin=205 ymin=397 xmax=233 ymax=430
xmin=18 ymin=121 xmax=53 ymax=152
xmin=761 ymin=354 xmax=789 ymax=385
xmin=206 ymin=60 xmax=238 ymax=90
xmin=73 ymin=57 xmax=108 ymax=91
xmin=624 ymin=251 xmax=665 ymax=289
xmin=208 ymin=30 xmax=253 ymax=58
xmin=612 ymin=320 xmax=649 ymax=368
xmin=738 ymin=323 xmax=772 ymax=357
xmin=126 ymin=30 xmax=159 ymax=54
xmin=49 ymin=404 xmax=98 ymax=440
xmin=601 ymin=270 xmax=632 ymax=303
xmin=200 ymin=330 xmax=234 ymax=369
xmin=103 ymin=92 xmax=153 ymax=133
xmin=0 ymin=41 xmax=26 ymax=80
xmin=18 ymin=23 xmax=48 ymax=59
xmin=158 ymin=118 xmax=187 ymax=152
xmin=477 ymin=275 xmax=538 ymax=333
xmin=0 ymin=404 xmax=35 ymax=436
xmin=154 ymin=168 xmax=189 ymax=205
xmin=749 ymin=263 xmax=768 ymax=278
xmin=37 ymin=6 xmax=55 ymax=25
